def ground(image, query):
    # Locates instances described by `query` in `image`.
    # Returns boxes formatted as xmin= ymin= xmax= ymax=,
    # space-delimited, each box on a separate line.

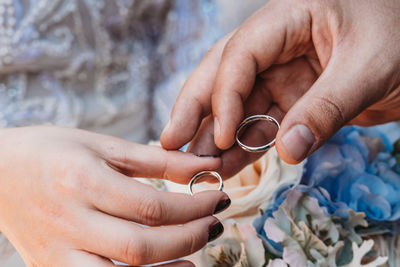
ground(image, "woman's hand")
xmin=0 ymin=126 xmax=229 ymax=266
xmin=161 ymin=0 xmax=400 ymax=177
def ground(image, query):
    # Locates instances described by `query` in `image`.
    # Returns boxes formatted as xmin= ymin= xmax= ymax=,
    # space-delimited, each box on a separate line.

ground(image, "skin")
xmin=161 ymin=0 xmax=400 ymax=178
xmin=0 ymin=126 xmax=229 ymax=266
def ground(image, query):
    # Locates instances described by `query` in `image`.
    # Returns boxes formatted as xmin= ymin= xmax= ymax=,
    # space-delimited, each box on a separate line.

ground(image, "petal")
xmin=265 ymin=218 xmax=287 ymax=243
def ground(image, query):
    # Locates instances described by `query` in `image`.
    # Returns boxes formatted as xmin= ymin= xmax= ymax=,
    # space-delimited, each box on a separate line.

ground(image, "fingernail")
xmin=208 ymin=221 xmax=224 ymax=242
xmin=214 ymin=118 xmax=220 ymax=140
xmin=214 ymin=198 xmax=231 ymax=214
xmin=196 ymin=154 xmax=220 ymax=158
xmin=282 ymin=124 xmax=315 ymax=161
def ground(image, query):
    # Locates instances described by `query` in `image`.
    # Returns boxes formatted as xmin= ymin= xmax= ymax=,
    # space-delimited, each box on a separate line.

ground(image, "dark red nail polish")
xmin=208 ymin=221 xmax=224 ymax=242
xmin=214 ymin=198 xmax=231 ymax=214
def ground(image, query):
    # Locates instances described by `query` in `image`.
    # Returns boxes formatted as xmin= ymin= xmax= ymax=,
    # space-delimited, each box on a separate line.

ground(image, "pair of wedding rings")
xmin=188 ymin=115 xmax=280 ymax=195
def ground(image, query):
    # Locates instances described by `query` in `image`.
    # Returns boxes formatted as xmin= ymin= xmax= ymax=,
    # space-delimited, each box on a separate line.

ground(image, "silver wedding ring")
xmin=235 ymin=115 xmax=280 ymax=153
xmin=188 ymin=171 xmax=224 ymax=195
xmin=188 ymin=115 xmax=278 ymax=194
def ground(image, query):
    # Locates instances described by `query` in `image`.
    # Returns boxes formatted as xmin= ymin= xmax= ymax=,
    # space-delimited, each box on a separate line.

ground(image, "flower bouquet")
xmin=165 ymin=123 xmax=400 ymax=267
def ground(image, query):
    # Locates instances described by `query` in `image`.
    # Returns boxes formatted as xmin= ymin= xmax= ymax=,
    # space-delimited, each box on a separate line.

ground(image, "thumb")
xmin=275 ymin=52 xmax=388 ymax=164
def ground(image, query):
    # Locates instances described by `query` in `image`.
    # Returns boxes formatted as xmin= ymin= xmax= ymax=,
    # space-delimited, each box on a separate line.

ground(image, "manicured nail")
xmin=214 ymin=198 xmax=231 ymax=214
xmin=214 ymin=117 xmax=220 ymax=140
xmin=282 ymin=124 xmax=315 ymax=161
xmin=208 ymin=221 xmax=224 ymax=242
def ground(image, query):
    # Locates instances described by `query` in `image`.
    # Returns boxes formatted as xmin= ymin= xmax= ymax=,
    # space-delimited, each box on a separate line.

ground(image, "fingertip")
xmin=214 ymin=117 xmax=237 ymax=150
xmin=208 ymin=219 xmax=224 ymax=242
xmin=214 ymin=117 xmax=233 ymax=150
xmin=275 ymin=137 xmax=302 ymax=164
xmin=182 ymin=215 xmax=223 ymax=247
xmin=276 ymin=124 xmax=315 ymax=164
xmin=160 ymin=121 xmax=172 ymax=148
xmin=194 ymin=190 xmax=231 ymax=215
xmin=213 ymin=196 xmax=231 ymax=214
xmin=161 ymin=99 xmax=205 ymax=150
xmin=160 ymin=122 xmax=178 ymax=150
xmin=212 ymin=91 xmax=245 ymax=150
xmin=160 ymin=121 xmax=188 ymax=150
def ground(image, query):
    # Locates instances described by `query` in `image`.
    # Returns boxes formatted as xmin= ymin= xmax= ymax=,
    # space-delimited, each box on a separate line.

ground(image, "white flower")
xmin=342 ymin=240 xmax=387 ymax=267
xmin=263 ymin=190 xmax=386 ymax=267
xmin=202 ymin=221 xmax=265 ymax=267
xmin=267 ymin=259 xmax=288 ymax=267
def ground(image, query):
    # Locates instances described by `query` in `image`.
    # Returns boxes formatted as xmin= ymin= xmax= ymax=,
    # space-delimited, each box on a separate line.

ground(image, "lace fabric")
xmin=0 ymin=0 xmax=221 ymax=143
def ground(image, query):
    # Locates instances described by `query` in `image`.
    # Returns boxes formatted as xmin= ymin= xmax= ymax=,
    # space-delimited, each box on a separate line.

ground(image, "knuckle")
xmin=54 ymin=165 xmax=85 ymax=193
xmin=103 ymin=140 xmax=119 ymax=159
xmin=103 ymin=139 xmax=129 ymax=163
xmin=307 ymin=95 xmax=346 ymax=139
xmin=316 ymin=95 xmax=346 ymax=121
xmin=123 ymin=237 xmax=148 ymax=265
xmin=137 ymin=196 xmax=164 ymax=225
xmin=183 ymin=228 xmax=202 ymax=255
xmin=53 ymin=158 xmax=101 ymax=197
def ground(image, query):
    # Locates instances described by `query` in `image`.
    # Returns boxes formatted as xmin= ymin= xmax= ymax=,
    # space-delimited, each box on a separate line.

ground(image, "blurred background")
xmin=0 ymin=0 xmax=266 ymax=265
xmin=0 ymin=0 xmax=266 ymax=143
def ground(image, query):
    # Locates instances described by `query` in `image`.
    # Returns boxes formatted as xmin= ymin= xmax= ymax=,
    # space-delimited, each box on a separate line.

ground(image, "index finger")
xmin=91 ymin=136 xmax=221 ymax=184
xmin=160 ymin=32 xmax=235 ymax=150
xmin=212 ymin=1 xmax=302 ymax=149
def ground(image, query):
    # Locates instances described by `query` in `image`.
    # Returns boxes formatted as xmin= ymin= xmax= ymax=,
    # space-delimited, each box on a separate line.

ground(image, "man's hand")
xmin=161 ymin=0 xmax=400 ymax=178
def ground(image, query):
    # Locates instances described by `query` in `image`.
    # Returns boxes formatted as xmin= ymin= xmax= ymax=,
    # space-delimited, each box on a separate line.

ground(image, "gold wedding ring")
xmin=235 ymin=115 xmax=280 ymax=153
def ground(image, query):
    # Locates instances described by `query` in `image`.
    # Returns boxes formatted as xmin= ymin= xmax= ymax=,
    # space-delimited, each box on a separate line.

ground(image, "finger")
xmin=81 ymin=211 xmax=223 ymax=266
xmin=276 ymin=47 xmax=390 ymax=164
xmin=260 ymin=56 xmax=318 ymax=113
xmin=188 ymin=78 xmax=272 ymax=157
xmin=188 ymin=79 xmax=277 ymax=178
xmin=160 ymin=32 xmax=235 ymax=150
xmin=188 ymin=56 xmax=315 ymax=161
xmin=351 ymin=107 xmax=400 ymax=126
xmin=218 ymin=105 xmax=284 ymax=178
xmin=154 ymin=261 xmax=195 ymax=267
xmin=90 ymin=167 xmax=230 ymax=226
xmin=93 ymin=139 xmax=221 ymax=184
xmin=212 ymin=1 xmax=311 ymax=149
xmin=187 ymin=115 xmax=222 ymax=157
xmin=66 ymin=250 xmax=115 ymax=267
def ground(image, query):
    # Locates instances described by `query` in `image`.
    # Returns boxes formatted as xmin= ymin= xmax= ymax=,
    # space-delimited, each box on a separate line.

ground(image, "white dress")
xmin=0 ymin=0 xmax=222 ymax=142
xmin=0 ymin=0 xmax=266 ymax=265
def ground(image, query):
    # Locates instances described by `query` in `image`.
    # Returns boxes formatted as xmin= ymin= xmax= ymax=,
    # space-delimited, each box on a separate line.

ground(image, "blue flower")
xmin=254 ymin=123 xmax=400 ymax=245
xmin=301 ymin=124 xmax=400 ymax=222
xmin=254 ymin=183 xmax=293 ymax=253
